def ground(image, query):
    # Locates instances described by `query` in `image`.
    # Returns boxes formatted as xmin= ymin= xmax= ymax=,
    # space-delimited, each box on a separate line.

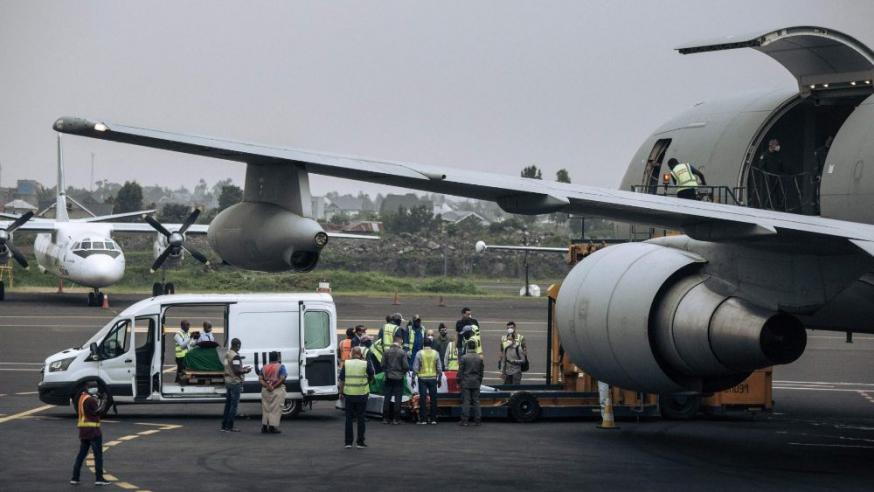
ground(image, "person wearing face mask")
xmin=500 ymin=330 xmax=525 ymax=385
xmin=408 ymin=315 xmax=426 ymax=366
xmin=431 ymin=323 xmax=450 ymax=363
xmin=70 ymin=382 xmax=110 ymax=486
xmin=756 ymin=138 xmax=786 ymax=209
xmin=499 ymin=321 xmax=527 ymax=362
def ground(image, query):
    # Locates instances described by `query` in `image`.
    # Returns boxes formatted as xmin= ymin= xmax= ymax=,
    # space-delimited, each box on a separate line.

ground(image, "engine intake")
xmin=556 ymin=242 xmax=806 ymax=394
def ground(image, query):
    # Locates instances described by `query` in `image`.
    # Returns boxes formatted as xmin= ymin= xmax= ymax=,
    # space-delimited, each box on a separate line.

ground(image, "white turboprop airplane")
xmin=0 ymin=136 xmax=377 ymax=303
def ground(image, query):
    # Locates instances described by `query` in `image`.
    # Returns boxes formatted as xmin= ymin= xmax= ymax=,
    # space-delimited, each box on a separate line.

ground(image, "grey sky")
xmin=1 ymin=1 xmax=872 ymax=197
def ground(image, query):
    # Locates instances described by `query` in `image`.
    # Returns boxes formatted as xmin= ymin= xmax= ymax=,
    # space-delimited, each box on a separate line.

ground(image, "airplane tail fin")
xmin=55 ymin=133 xmax=69 ymax=222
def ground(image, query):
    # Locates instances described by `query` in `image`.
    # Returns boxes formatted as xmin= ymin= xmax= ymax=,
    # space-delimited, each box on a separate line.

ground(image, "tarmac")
xmin=1 ymin=291 xmax=873 ymax=491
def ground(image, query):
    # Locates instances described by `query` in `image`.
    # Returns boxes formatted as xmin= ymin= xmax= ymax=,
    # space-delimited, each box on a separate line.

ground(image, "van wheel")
xmin=282 ymin=399 xmax=302 ymax=418
xmin=71 ymin=382 xmax=114 ymax=418
xmin=164 ymin=283 xmax=175 ymax=295
xmin=659 ymin=393 xmax=700 ymax=420
xmin=152 ymin=282 xmax=162 ymax=297
xmin=508 ymin=391 xmax=541 ymax=423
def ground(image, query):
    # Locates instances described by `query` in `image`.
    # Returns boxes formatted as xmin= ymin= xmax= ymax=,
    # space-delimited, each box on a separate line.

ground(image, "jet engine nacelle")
xmin=207 ymin=202 xmax=328 ymax=272
xmin=556 ymin=242 xmax=806 ymax=394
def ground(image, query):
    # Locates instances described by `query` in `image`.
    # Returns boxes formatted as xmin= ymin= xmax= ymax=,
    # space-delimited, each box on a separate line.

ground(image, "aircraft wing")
xmin=75 ymin=209 xmax=156 ymax=223
xmin=0 ymin=220 xmax=57 ymax=233
xmin=108 ymin=222 xmax=210 ymax=235
xmin=53 ymin=117 xmax=874 ymax=255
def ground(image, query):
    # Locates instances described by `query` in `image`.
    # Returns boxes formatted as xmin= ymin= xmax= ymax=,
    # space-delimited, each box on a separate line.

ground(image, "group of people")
xmin=173 ymin=319 xmax=218 ymax=383
xmin=337 ymin=307 xmax=529 ymax=447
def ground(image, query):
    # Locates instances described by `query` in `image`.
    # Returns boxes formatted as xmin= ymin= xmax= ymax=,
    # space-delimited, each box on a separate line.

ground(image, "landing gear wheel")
xmin=88 ymin=292 xmax=96 ymax=307
xmin=164 ymin=282 xmax=175 ymax=295
xmin=281 ymin=399 xmax=303 ymax=418
xmin=0 ymin=281 xmax=5 ymax=301
xmin=659 ymin=393 xmax=700 ymax=420
xmin=96 ymin=292 xmax=105 ymax=307
xmin=508 ymin=391 xmax=541 ymax=423
xmin=71 ymin=382 xmax=114 ymax=418
xmin=152 ymin=282 xmax=163 ymax=297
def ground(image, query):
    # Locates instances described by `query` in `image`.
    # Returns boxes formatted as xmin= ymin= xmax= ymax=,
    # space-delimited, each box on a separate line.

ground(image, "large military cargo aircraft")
xmin=53 ymin=26 xmax=874 ymax=396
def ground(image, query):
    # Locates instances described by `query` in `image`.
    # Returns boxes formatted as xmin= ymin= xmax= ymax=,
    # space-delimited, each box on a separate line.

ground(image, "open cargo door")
xmin=298 ymin=300 xmax=338 ymax=398
xmin=677 ymin=26 xmax=874 ymax=93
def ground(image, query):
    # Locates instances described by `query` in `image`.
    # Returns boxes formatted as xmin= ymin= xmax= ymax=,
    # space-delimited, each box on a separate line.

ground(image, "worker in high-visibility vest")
xmin=379 ymin=313 xmax=404 ymax=351
xmin=361 ymin=336 xmax=382 ymax=374
xmin=174 ymin=320 xmax=195 ymax=383
xmin=338 ymin=327 xmax=355 ymax=367
xmin=444 ymin=339 xmax=459 ymax=371
xmin=667 ymin=158 xmax=706 ymax=200
xmin=70 ymin=382 xmax=110 ymax=486
xmin=460 ymin=324 xmax=483 ymax=356
xmin=498 ymin=321 xmax=527 ymax=368
xmin=413 ymin=338 xmax=443 ymax=424
xmin=339 ymin=347 xmax=374 ymax=448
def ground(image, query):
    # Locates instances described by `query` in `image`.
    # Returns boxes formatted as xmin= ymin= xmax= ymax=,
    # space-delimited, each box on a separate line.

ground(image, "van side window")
xmin=303 ymin=311 xmax=330 ymax=349
xmin=100 ymin=319 xmax=131 ymax=359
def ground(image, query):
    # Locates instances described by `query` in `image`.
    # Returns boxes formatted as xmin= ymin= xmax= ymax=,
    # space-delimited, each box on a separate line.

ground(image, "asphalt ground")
xmin=1 ymin=292 xmax=873 ymax=491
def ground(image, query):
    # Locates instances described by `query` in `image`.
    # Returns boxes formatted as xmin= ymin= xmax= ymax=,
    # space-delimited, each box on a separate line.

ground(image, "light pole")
xmin=523 ymin=227 xmax=531 ymax=297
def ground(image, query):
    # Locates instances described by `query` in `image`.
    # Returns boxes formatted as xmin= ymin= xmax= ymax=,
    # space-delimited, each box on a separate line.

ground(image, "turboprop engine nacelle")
xmin=556 ymin=242 xmax=806 ymax=394
xmin=207 ymin=202 xmax=328 ymax=272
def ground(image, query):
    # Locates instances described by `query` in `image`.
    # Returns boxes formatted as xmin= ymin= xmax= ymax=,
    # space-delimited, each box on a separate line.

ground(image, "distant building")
xmin=343 ymin=220 xmax=382 ymax=234
xmin=380 ymin=193 xmax=433 ymax=216
xmin=3 ymin=199 xmax=38 ymax=215
xmin=14 ymin=179 xmax=41 ymax=207
xmin=441 ymin=210 xmax=490 ymax=226
xmin=326 ymin=194 xmax=366 ymax=218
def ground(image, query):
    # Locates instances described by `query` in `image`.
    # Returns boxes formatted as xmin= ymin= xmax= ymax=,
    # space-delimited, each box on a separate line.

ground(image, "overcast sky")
xmin=1 ymin=1 xmax=872 ymax=197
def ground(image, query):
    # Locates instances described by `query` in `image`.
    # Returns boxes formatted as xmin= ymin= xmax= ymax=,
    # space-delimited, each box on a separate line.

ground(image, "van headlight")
xmin=49 ymin=356 xmax=76 ymax=372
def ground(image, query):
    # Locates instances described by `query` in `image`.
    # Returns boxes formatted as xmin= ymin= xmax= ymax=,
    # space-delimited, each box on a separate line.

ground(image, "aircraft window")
xmin=82 ymin=241 xmax=92 ymax=249
xmin=73 ymin=242 xmax=81 ymax=250
xmin=92 ymin=242 xmax=105 ymax=250
xmin=106 ymin=242 xmax=116 ymax=250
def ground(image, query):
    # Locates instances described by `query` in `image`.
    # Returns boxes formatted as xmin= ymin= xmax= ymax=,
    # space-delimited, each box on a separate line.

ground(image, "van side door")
xmin=96 ymin=318 xmax=135 ymax=402
xmin=299 ymin=302 xmax=338 ymax=398
xmin=228 ymin=303 xmax=301 ymax=398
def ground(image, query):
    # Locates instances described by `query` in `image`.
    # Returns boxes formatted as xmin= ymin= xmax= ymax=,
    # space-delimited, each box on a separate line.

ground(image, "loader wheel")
xmin=508 ymin=391 xmax=541 ymax=423
xmin=659 ymin=393 xmax=700 ymax=420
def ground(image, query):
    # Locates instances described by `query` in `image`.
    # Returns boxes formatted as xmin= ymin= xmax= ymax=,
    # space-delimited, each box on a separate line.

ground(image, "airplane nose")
xmin=83 ymin=254 xmax=124 ymax=287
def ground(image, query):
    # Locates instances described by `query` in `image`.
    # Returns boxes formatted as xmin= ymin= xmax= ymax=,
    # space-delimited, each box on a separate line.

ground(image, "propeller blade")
xmin=143 ymin=214 xmax=171 ymax=237
xmin=178 ymin=209 xmax=201 ymax=234
xmin=183 ymin=245 xmax=210 ymax=265
xmin=7 ymin=211 xmax=34 ymax=233
xmin=7 ymin=242 xmax=29 ymax=269
xmin=150 ymin=247 xmax=173 ymax=273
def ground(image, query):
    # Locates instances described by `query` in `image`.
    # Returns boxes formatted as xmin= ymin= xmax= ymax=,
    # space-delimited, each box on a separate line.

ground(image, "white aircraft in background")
xmin=0 ymin=135 xmax=375 ymax=304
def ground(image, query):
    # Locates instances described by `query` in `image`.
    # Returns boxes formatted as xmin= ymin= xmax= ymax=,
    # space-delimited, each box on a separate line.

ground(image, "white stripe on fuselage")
xmin=33 ymin=223 xmax=125 ymax=288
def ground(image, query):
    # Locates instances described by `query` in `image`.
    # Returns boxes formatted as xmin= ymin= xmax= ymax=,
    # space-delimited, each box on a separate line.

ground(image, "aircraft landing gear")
xmin=0 ymin=280 xmax=5 ymax=301
xmin=152 ymin=282 xmax=176 ymax=296
xmin=88 ymin=289 xmax=105 ymax=307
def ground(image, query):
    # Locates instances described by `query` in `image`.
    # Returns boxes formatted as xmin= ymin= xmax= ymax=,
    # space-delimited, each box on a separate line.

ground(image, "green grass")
xmin=5 ymin=251 xmax=498 ymax=296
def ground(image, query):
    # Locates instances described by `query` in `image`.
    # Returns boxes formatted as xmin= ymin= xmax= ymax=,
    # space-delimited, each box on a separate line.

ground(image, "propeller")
xmin=142 ymin=209 xmax=210 ymax=272
xmin=0 ymin=211 xmax=34 ymax=268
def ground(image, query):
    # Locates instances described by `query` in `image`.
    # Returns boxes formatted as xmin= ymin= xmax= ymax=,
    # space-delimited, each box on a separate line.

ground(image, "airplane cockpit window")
xmin=72 ymin=238 xmax=121 ymax=258
xmin=82 ymin=241 xmax=92 ymax=249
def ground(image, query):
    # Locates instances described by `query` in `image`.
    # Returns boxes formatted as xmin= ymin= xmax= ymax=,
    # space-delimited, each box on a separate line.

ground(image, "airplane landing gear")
xmin=88 ymin=290 xmax=105 ymax=307
xmin=152 ymin=282 xmax=176 ymax=297
xmin=0 ymin=280 xmax=5 ymax=301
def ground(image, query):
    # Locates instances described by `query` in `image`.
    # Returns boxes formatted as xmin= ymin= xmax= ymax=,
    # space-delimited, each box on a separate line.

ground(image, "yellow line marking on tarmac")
xmin=103 ymin=474 xmax=118 ymax=481
xmin=15 ymin=391 xmax=39 ymax=395
xmin=115 ymin=482 xmax=139 ymax=490
xmin=105 ymin=440 xmax=122 ymax=446
xmin=118 ymin=435 xmax=139 ymax=441
xmin=0 ymin=404 xmax=54 ymax=424
xmin=137 ymin=429 xmax=160 ymax=435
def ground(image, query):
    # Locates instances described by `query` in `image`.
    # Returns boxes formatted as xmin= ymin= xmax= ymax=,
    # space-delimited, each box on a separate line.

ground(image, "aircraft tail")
xmin=55 ymin=133 xmax=69 ymax=222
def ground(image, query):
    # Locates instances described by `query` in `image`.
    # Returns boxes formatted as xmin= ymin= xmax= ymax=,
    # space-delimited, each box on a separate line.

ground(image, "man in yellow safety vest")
xmin=339 ymin=347 xmax=375 ymax=448
xmin=668 ymin=158 xmax=706 ymax=200
xmin=174 ymin=320 xmax=195 ymax=383
xmin=379 ymin=313 xmax=404 ymax=352
xmin=70 ymin=382 xmax=110 ymax=486
xmin=413 ymin=338 xmax=443 ymax=424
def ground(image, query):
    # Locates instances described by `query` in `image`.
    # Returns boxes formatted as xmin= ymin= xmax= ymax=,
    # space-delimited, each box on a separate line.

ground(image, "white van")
xmin=38 ymin=293 xmax=338 ymax=416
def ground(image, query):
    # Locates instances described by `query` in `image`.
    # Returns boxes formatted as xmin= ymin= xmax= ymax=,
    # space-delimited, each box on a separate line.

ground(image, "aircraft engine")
xmin=207 ymin=202 xmax=328 ymax=272
xmin=555 ymin=242 xmax=806 ymax=394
